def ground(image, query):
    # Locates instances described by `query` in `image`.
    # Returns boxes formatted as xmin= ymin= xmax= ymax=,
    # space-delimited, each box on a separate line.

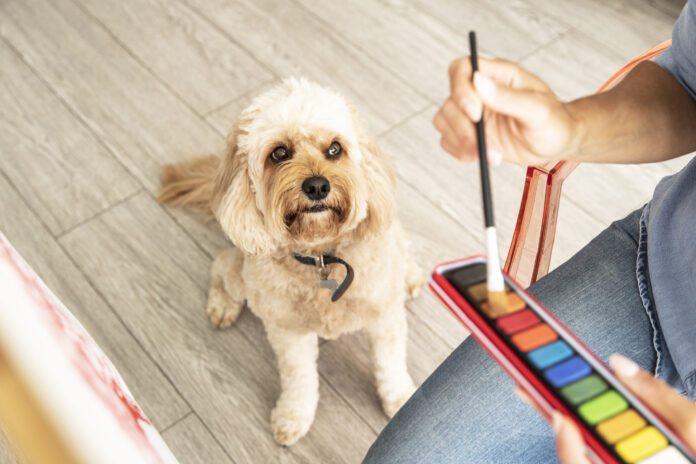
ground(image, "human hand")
xmin=518 ymin=354 xmax=696 ymax=463
xmin=434 ymin=57 xmax=581 ymax=166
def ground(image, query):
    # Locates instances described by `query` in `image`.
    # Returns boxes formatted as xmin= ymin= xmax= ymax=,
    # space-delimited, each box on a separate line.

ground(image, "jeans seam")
xmin=636 ymin=206 xmax=665 ymax=378
xmin=684 ymin=371 xmax=696 ymax=400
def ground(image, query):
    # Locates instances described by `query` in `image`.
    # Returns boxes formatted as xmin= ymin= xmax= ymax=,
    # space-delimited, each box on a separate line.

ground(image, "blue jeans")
xmin=364 ymin=208 xmax=676 ymax=463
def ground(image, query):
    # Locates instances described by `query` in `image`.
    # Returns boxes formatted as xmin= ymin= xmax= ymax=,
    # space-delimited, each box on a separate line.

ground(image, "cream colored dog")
xmin=159 ymin=78 xmax=421 ymax=446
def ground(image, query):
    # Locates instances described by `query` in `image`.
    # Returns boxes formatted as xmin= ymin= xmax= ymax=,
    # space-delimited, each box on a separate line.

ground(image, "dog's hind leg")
xmin=207 ymin=247 xmax=245 ymax=329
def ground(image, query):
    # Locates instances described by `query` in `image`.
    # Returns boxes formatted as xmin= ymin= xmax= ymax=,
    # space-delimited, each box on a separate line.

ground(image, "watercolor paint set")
xmin=430 ymin=256 xmax=696 ymax=464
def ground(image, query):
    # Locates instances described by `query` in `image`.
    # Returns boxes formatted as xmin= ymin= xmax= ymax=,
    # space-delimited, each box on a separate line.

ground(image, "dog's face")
xmin=212 ymin=79 xmax=395 ymax=255
xmin=264 ymin=128 xmax=360 ymax=244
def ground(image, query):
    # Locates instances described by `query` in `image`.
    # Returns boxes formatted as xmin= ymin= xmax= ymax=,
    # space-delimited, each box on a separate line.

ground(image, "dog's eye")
xmin=270 ymin=146 xmax=291 ymax=163
xmin=326 ymin=141 xmax=342 ymax=158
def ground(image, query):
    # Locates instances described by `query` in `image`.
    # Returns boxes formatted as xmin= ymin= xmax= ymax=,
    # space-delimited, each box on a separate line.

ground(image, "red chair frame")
xmin=503 ymin=40 xmax=672 ymax=288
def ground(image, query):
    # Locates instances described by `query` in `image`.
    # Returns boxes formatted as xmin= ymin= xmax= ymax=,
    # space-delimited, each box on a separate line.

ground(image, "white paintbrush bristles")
xmin=485 ymin=226 xmax=508 ymax=315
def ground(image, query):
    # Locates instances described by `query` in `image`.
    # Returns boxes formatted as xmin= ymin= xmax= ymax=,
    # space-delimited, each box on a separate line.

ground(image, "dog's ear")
xmin=354 ymin=137 xmax=396 ymax=240
xmin=212 ymin=127 xmax=276 ymax=255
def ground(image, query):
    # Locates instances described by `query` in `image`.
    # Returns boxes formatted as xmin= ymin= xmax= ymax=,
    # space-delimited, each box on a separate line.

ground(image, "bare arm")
xmin=434 ymin=58 xmax=696 ymax=166
xmin=566 ymin=61 xmax=696 ymax=164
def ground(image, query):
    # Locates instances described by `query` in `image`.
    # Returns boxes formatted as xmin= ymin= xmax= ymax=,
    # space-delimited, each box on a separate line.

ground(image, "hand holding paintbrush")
xmin=469 ymin=31 xmax=508 ymax=316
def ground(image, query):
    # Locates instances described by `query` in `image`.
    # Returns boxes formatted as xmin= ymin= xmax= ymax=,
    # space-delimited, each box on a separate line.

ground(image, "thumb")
xmin=610 ymin=354 xmax=696 ymax=442
xmin=474 ymin=72 xmax=549 ymax=121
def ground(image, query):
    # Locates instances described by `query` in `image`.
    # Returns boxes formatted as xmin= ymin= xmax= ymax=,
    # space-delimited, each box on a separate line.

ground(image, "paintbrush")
xmin=469 ymin=31 xmax=508 ymax=316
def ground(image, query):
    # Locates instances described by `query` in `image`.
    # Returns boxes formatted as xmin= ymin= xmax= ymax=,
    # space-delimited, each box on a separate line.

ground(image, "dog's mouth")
xmin=306 ymin=204 xmax=329 ymax=213
xmin=284 ymin=204 xmax=343 ymax=226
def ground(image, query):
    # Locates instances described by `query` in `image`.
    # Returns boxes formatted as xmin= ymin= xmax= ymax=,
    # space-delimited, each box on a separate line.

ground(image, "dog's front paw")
xmin=381 ymin=381 xmax=417 ymax=418
xmin=270 ymin=405 xmax=314 ymax=446
xmin=206 ymin=287 xmax=243 ymax=329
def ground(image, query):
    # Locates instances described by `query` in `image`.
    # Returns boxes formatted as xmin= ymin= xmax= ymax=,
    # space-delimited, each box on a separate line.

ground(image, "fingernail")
xmin=458 ymin=97 xmax=483 ymax=122
xmin=609 ymin=354 xmax=640 ymax=378
xmin=474 ymin=72 xmax=496 ymax=99
xmin=489 ymin=149 xmax=503 ymax=166
xmin=551 ymin=411 xmax=563 ymax=433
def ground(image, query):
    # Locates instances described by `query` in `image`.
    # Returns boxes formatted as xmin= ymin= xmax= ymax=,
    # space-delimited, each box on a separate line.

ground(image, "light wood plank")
xmin=161 ymin=414 xmax=233 ymax=464
xmin=0 ymin=0 xmax=222 ymax=193
xmin=393 ymin=181 xmax=472 ymax=348
xmin=658 ymin=153 xmax=696 ymax=174
xmin=0 ymin=427 xmax=22 ymax=464
xmin=560 ymin=164 xmax=671 ymax=228
xmin=403 ymin=0 xmax=569 ymax=60
xmin=204 ymin=81 xmax=280 ymax=137
xmin=292 ymin=0 xmax=464 ymax=101
xmin=525 ymin=0 xmax=677 ymax=61
xmin=0 ymin=40 xmax=139 ymax=236
xmin=76 ymin=0 xmax=273 ymax=114
xmin=0 ymin=0 xmax=228 ymax=257
xmin=646 ymin=0 xmax=686 ymax=18
xmin=0 ymin=175 xmax=189 ymax=430
xmin=520 ymin=29 xmax=627 ymax=102
xmin=181 ymin=0 xmax=429 ymax=134
xmin=60 ymin=193 xmax=377 ymax=464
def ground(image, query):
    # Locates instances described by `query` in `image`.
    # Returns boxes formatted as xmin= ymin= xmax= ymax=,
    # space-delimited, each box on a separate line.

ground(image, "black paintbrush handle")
xmin=469 ymin=31 xmax=495 ymax=229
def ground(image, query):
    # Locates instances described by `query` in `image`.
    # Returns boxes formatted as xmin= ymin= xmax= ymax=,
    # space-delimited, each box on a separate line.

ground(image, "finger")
xmin=553 ymin=412 xmax=591 ymax=464
xmin=440 ymin=137 xmax=475 ymax=161
xmin=518 ymin=389 xmax=591 ymax=463
xmin=434 ymin=104 xmax=477 ymax=156
xmin=435 ymin=104 xmax=505 ymax=164
xmin=432 ymin=107 xmax=449 ymax=136
xmin=474 ymin=72 xmax=551 ymax=122
xmin=610 ymin=354 xmax=696 ymax=442
xmin=449 ymin=57 xmax=483 ymax=121
xmin=477 ymin=57 xmax=550 ymax=92
xmin=433 ymin=108 xmax=467 ymax=152
xmin=441 ymin=98 xmax=476 ymax=144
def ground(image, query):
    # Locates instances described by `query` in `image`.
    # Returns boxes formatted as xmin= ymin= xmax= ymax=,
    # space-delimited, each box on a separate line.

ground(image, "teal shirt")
xmin=649 ymin=0 xmax=696 ymax=396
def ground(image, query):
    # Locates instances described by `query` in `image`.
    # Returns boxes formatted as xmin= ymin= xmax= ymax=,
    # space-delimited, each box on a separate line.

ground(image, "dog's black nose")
xmin=302 ymin=176 xmax=330 ymax=201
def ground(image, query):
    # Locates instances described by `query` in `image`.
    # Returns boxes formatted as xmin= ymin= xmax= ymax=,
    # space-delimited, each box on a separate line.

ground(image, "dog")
xmin=158 ymin=78 xmax=422 ymax=445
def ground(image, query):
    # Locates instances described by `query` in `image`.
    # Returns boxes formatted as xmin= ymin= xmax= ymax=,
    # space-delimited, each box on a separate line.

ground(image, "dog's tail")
xmin=158 ymin=155 xmax=220 ymax=217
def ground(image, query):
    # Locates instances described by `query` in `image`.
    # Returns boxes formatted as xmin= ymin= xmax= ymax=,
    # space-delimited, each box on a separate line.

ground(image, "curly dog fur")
xmin=159 ymin=78 xmax=422 ymax=445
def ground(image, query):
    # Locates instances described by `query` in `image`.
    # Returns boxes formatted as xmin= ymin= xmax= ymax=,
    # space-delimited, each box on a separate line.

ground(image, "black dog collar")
xmin=292 ymin=253 xmax=354 ymax=302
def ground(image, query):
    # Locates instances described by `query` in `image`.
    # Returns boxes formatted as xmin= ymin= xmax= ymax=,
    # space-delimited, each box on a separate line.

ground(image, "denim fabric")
xmin=655 ymin=0 xmax=696 ymax=99
xmin=363 ymin=209 xmax=667 ymax=464
xmin=637 ymin=206 xmax=685 ymax=395
xmin=650 ymin=0 xmax=696 ymax=399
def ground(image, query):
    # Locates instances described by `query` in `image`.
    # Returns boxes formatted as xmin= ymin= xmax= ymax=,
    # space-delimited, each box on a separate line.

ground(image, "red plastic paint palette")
xmin=430 ymin=256 xmax=696 ymax=464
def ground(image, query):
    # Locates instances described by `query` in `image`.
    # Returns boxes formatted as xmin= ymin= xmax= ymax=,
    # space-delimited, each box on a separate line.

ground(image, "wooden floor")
xmin=0 ymin=0 xmax=688 ymax=462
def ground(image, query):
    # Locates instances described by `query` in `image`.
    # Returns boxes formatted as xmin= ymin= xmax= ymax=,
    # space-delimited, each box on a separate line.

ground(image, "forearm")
xmin=563 ymin=61 xmax=696 ymax=164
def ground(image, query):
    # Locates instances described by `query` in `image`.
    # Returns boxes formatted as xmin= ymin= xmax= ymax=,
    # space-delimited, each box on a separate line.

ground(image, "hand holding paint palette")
xmin=430 ymin=258 xmax=696 ymax=463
